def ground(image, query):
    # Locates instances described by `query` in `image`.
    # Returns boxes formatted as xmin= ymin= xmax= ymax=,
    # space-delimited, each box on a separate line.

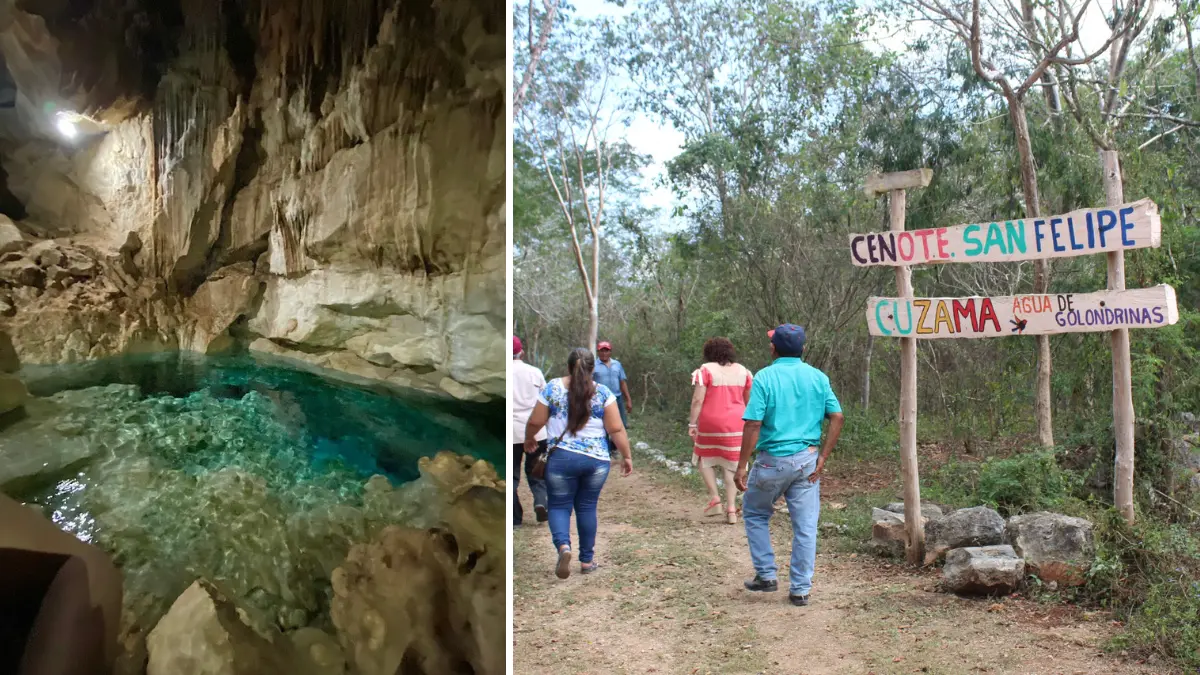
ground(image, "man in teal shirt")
xmin=734 ymin=324 xmax=844 ymax=606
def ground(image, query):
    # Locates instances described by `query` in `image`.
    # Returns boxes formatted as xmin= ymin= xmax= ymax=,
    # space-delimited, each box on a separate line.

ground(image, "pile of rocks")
xmin=871 ymin=504 xmax=1095 ymax=595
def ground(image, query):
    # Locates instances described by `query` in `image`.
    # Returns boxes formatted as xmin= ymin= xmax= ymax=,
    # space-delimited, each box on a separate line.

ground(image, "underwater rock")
xmin=146 ymin=580 xmax=299 ymax=675
xmin=330 ymin=526 xmax=503 ymax=675
xmin=0 ymin=384 xmax=140 ymax=491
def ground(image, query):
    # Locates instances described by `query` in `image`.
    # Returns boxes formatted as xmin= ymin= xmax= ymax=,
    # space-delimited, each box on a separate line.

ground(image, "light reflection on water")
xmin=48 ymin=475 xmax=94 ymax=543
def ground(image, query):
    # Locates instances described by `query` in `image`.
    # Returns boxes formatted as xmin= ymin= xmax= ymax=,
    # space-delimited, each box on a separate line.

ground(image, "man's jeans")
xmin=512 ymin=441 xmax=548 ymax=525
xmin=742 ymin=449 xmax=821 ymax=595
xmin=607 ymin=395 xmax=628 ymax=454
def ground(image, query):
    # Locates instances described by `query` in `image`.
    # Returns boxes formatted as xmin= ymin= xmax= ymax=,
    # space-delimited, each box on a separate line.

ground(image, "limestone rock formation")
xmin=1005 ymin=512 xmax=1095 ymax=586
xmin=0 ymin=0 xmax=505 ymax=401
xmin=331 ymin=451 xmax=504 ymax=675
xmin=330 ymin=527 xmax=503 ymax=675
xmin=924 ymin=506 xmax=1007 ymax=565
xmin=942 ymin=545 xmax=1025 ymax=595
xmin=146 ymin=580 xmax=298 ymax=675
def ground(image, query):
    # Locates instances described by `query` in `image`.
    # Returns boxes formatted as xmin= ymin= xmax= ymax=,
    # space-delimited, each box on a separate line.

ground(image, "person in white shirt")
xmin=511 ymin=336 xmax=548 ymax=526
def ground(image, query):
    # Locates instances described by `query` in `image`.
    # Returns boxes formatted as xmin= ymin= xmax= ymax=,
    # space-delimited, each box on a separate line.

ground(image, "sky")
xmin=568 ymin=0 xmax=1177 ymax=229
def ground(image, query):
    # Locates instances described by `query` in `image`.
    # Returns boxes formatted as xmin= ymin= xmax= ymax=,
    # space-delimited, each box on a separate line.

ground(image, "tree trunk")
xmin=861 ymin=335 xmax=874 ymax=411
xmin=1103 ymin=150 xmax=1136 ymax=524
xmin=1006 ymin=95 xmax=1054 ymax=448
xmin=588 ymin=232 xmax=601 ymax=351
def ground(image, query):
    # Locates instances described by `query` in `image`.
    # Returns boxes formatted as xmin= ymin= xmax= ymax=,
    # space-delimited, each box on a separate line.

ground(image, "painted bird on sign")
xmin=1010 ymin=316 xmax=1028 ymax=334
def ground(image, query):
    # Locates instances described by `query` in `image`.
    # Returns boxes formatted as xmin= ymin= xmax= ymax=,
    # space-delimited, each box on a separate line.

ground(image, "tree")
xmin=513 ymin=0 xmax=562 ymax=117
xmin=515 ymin=16 xmax=644 ymax=350
xmin=904 ymin=0 xmax=1150 ymax=448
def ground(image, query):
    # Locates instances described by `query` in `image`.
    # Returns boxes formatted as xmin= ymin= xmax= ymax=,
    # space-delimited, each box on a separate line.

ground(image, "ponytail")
xmin=566 ymin=348 xmax=596 ymax=434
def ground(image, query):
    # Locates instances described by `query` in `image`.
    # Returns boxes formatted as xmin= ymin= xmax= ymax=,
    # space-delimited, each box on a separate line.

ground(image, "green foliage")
xmin=837 ymin=406 xmax=897 ymax=462
xmin=976 ymin=450 xmax=1070 ymax=515
xmin=1089 ymin=511 xmax=1200 ymax=668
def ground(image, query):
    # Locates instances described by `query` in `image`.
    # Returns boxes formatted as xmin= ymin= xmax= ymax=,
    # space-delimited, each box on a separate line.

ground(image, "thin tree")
xmin=518 ymin=35 xmax=623 ymax=351
xmin=905 ymin=0 xmax=1148 ymax=447
xmin=514 ymin=0 xmax=561 ymax=117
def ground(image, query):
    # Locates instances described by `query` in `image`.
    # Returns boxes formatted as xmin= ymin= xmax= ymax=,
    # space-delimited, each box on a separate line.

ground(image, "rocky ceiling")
xmin=0 ymin=0 xmax=503 ymax=140
xmin=0 ymin=0 xmax=506 ymax=401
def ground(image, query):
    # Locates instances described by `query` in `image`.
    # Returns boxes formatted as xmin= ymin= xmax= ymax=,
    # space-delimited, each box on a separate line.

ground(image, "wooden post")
xmin=867 ymin=168 xmax=931 ymax=565
xmin=1104 ymin=150 xmax=1136 ymax=524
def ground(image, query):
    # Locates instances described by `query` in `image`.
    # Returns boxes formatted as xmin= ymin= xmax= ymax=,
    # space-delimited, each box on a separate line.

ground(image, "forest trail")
xmin=512 ymin=454 xmax=1169 ymax=675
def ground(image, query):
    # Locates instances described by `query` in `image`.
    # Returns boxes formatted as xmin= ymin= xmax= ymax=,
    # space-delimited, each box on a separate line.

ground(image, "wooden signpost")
xmin=867 ymin=286 xmax=1179 ymax=338
xmin=849 ymin=199 xmax=1161 ymax=267
xmin=865 ymin=169 xmax=931 ymax=565
xmin=859 ymin=167 xmax=1174 ymax=555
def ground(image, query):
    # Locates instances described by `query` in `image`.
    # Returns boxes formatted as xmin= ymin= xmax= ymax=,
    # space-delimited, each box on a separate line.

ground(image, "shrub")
xmin=977 ymin=450 xmax=1068 ymax=515
xmin=1091 ymin=511 xmax=1200 ymax=669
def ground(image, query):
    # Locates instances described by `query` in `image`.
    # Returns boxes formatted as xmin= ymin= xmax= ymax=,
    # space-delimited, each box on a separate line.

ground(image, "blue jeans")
xmin=742 ymin=449 xmax=821 ymax=595
xmin=607 ymin=395 xmax=628 ymax=454
xmin=545 ymin=449 xmax=611 ymax=564
xmin=513 ymin=442 xmax=548 ymax=525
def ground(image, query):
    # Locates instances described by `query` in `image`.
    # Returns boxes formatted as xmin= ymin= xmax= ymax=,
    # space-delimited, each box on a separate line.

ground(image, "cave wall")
xmin=0 ymin=0 xmax=505 ymax=400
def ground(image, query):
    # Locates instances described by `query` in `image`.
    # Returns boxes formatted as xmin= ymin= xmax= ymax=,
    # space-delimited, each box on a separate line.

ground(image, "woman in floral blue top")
xmin=524 ymin=348 xmax=634 ymax=578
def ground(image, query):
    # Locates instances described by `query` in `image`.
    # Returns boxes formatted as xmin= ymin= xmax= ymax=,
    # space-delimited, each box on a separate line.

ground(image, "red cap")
xmin=513 ymin=336 xmax=523 ymax=355
xmin=597 ymin=341 xmax=612 ymax=351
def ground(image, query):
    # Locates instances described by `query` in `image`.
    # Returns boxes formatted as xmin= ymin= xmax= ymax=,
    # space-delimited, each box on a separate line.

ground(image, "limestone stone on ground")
xmin=1006 ymin=512 xmax=1095 ymax=586
xmin=871 ymin=508 xmax=911 ymax=557
xmin=924 ymin=505 xmax=1007 ymax=565
xmin=884 ymin=502 xmax=945 ymax=519
xmin=942 ymin=545 xmax=1025 ymax=595
xmin=146 ymin=580 xmax=299 ymax=675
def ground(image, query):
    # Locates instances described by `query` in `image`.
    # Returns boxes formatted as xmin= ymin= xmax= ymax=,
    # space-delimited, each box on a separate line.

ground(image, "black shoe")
xmin=789 ymin=594 xmax=809 ymax=607
xmin=743 ymin=576 xmax=778 ymax=592
xmin=535 ymin=505 xmax=548 ymax=523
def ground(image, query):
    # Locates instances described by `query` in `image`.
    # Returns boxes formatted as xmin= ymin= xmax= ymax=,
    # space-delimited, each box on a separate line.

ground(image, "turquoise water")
xmin=3 ymin=352 xmax=503 ymax=634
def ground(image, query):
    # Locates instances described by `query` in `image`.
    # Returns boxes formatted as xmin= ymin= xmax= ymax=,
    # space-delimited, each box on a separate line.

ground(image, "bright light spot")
xmin=55 ymin=111 xmax=78 ymax=139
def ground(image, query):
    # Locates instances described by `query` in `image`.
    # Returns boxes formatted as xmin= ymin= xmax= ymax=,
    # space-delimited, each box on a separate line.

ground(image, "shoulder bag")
xmin=529 ymin=430 xmax=566 ymax=480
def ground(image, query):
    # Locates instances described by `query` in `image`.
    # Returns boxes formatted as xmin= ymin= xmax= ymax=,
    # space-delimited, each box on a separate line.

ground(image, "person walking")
xmin=524 ymin=348 xmax=634 ymax=579
xmin=510 ymin=336 xmax=548 ymax=526
xmin=734 ymin=324 xmax=844 ymax=607
xmin=688 ymin=337 xmax=753 ymax=525
xmin=593 ymin=341 xmax=632 ymax=442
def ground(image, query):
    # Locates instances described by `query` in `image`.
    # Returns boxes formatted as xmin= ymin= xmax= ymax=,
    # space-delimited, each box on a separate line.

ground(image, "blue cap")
xmin=768 ymin=324 xmax=806 ymax=356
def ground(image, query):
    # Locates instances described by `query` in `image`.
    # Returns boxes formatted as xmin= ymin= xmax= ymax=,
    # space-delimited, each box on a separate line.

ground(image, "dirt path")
xmin=513 ymin=459 xmax=1173 ymax=675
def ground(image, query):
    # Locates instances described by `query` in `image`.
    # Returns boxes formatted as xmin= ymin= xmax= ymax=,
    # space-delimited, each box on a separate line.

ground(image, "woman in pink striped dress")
xmin=688 ymin=337 xmax=753 ymax=524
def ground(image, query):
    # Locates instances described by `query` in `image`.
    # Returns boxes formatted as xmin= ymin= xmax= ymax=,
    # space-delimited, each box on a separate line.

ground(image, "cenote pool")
xmin=0 ymin=352 xmax=504 ymax=634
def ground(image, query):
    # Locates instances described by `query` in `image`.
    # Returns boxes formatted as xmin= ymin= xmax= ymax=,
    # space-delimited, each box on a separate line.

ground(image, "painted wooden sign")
xmin=849 ymin=199 xmax=1160 ymax=267
xmin=867 ymin=285 xmax=1178 ymax=339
